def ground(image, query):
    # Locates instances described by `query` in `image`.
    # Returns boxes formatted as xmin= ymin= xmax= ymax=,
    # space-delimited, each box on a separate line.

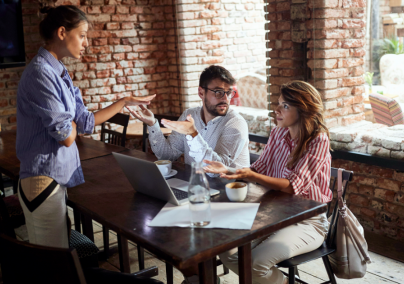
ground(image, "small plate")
xmin=164 ymin=169 xmax=178 ymax=179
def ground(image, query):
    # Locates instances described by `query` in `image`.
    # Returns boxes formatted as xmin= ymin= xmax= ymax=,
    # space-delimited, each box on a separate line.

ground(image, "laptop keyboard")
xmin=171 ymin=188 xmax=188 ymax=200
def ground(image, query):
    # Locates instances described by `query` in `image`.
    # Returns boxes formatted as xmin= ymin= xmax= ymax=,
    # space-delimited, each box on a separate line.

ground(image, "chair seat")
xmin=277 ymin=243 xmax=335 ymax=268
xmin=70 ymin=229 xmax=99 ymax=259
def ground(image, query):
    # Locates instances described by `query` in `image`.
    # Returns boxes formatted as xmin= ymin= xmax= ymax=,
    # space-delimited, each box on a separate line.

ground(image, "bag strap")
xmin=337 ymin=168 xmax=344 ymax=208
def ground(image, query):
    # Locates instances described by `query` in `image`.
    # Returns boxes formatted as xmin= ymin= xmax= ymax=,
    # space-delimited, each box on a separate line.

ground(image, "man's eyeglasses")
xmin=202 ymin=87 xmax=236 ymax=99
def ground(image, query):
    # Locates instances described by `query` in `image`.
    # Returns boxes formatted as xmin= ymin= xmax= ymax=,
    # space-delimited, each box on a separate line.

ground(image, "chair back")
xmin=0 ymin=233 xmax=87 ymax=284
xmin=326 ymin=167 xmax=353 ymax=247
xmin=142 ymin=114 xmax=180 ymax=152
xmin=236 ymin=73 xmax=268 ymax=109
xmin=248 ymin=133 xmax=269 ymax=164
xmin=369 ymin=93 xmax=404 ymax=126
xmin=101 ymin=113 xmax=130 ymax=147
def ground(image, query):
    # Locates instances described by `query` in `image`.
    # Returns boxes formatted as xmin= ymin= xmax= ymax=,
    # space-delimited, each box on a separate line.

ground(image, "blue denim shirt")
xmin=16 ymin=47 xmax=95 ymax=187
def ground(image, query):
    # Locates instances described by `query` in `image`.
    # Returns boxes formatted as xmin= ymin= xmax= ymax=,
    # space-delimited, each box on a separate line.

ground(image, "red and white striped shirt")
xmin=251 ymin=127 xmax=332 ymax=203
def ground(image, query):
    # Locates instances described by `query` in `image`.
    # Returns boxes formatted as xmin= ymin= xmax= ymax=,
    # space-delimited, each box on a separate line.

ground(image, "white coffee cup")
xmin=154 ymin=160 xmax=172 ymax=176
xmin=225 ymin=182 xmax=248 ymax=202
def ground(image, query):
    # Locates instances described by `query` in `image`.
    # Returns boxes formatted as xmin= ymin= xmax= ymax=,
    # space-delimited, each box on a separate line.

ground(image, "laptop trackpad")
xmin=166 ymin=178 xmax=189 ymax=192
xmin=166 ymin=178 xmax=220 ymax=196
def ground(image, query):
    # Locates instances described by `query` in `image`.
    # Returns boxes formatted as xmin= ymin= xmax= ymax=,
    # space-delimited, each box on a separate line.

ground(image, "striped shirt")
xmin=251 ymin=127 xmax=332 ymax=203
xmin=17 ymin=47 xmax=95 ymax=188
xmin=148 ymin=106 xmax=250 ymax=176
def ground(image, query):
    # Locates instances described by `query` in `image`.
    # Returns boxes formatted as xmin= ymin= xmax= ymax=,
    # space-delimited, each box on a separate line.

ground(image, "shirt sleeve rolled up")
xmin=27 ymin=69 xmax=74 ymax=142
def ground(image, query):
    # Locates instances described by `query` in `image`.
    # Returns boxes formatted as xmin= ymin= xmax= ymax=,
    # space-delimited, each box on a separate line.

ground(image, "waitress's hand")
xmin=220 ymin=168 xmax=256 ymax=182
xmin=203 ymin=160 xmax=229 ymax=174
xmin=126 ymin=105 xmax=156 ymax=127
xmin=124 ymin=94 xmax=156 ymax=106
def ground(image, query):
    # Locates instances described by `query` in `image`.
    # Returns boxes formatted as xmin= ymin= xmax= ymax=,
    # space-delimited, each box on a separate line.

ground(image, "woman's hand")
xmin=123 ymin=94 xmax=156 ymax=106
xmin=203 ymin=160 xmax=228 ymax=174
xmin=126 ymin=105 xmax=155 ymax=126
xmin=220 ymin=168 xmax=256 ymax=182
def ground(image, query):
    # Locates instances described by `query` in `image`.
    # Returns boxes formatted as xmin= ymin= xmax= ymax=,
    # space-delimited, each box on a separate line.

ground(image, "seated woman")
xmin=204 ymin=80 xmax=332 ymax=284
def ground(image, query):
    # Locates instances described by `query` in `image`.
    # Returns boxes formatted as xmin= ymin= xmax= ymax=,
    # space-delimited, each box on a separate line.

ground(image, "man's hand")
xmin=126 ymin=105 xmax=155 ymax=126
xmin=161 ymin=114 xmax=197 ymax=135
xmin=124 ymin=94 xmax=156 ymax=106
xmin=203 ymin=160 xmax=229 ymax=174
xmin=220 ymin=168 xmax=256 ymax=182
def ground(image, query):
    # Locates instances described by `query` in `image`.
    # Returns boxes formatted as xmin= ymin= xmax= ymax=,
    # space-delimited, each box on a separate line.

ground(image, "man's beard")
xmin=204 ymin=96 xmax=229 ymax=117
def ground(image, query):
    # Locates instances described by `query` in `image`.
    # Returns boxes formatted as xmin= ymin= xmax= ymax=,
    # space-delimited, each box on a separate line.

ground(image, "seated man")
xmin=127 ymin=65 xmax=250 ymax=173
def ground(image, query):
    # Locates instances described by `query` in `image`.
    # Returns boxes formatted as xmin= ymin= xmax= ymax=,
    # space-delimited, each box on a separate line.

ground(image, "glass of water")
xmin=188 ymin=161 xmax=211 ymax=227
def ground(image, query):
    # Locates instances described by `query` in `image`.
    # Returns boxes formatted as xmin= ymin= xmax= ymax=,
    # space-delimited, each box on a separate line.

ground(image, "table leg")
xmin=81 ymin=215 xmax=94 ymax=242
xmin=166 ymin=263 xmax=173 ymax=284
xmin=138 ymin=245 xmax=145 ymax=270
xmin=198 ymin=258 xmax=216 ymax=284
xmin=238 ymin=242 xmax=252 ymax=284
xmin=12 ymin=179 xmax=18 ymax=194
xmin=117 ymin=234 xmax=130 ymax=273
xmin=73 ymin=209 xmax=81 ymax=233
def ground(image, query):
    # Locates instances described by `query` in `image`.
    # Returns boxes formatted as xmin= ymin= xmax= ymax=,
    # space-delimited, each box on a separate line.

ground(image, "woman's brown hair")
xmin=39 ymin=5 xmax=88 ymax=43
xmin=279 ymin=81 xmax=330 ymax=168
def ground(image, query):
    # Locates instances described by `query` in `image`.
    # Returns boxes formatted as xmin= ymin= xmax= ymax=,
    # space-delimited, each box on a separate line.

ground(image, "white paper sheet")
xmin=148 ymin=202 xmax=260 ymax=230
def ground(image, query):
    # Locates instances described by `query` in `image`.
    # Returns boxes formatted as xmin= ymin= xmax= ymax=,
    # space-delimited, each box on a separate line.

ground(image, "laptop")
xmin=112 ymin=152 xmax=220 ymax=206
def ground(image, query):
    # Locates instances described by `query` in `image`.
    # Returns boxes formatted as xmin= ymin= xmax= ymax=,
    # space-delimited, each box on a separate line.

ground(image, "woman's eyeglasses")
xmin=202 ymin=87 xmax=236 ymax=99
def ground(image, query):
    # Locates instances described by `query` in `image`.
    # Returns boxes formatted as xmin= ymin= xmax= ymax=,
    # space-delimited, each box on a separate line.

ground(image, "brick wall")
xmin=176 ymin=0 xmax=267 ymax=109
xmin=267 ymin=0 xmax=367 ymax=128
xmin=333 ymin=159 xmax=404 ymax=242
xmin=0 ymin=0 xmax=180 ymax=135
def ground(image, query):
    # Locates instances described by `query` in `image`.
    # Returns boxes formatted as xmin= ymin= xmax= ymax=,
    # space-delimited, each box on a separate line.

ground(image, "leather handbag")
xmin=328 ymin=168 xmax=372 ymax=279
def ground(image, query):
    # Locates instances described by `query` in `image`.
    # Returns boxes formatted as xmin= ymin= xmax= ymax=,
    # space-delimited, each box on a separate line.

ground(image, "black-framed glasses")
xmin=202 ymin=87 xmax=236 ymax=99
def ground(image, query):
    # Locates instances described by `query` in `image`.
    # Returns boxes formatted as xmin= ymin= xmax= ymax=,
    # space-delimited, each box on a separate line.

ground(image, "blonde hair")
xmin=279 ymin=81 xmax=330 ymax=168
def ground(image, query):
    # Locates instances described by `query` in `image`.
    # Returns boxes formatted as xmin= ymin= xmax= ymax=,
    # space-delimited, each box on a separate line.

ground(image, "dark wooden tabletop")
xmin=67 ymin=150 xmax=327 ymax=270
xmin=0 ymin=130 xmax=128 ymax=180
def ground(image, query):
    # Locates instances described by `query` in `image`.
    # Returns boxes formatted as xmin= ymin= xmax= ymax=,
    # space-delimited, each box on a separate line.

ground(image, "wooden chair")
xmin=277 ymin=167 xmax=353 ymax=284
xmin=0 ymin=233 xmax=163 ymax=284
xmin=142 ymin=114 xmax=180 ymax=152
xmin=98 ymin=113 xmax=130 ymax=259
xmin=248 ymin=133 xmax=269 ymax=164
xmin=101 ymin=113 xmax=130 ymax=147
xmin=0 ymin=190 xmax=101 ymax=268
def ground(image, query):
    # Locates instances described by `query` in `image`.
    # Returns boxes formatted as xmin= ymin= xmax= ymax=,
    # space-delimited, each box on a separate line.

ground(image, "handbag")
xmin=328 ymin=168 xmax=372 ymax=279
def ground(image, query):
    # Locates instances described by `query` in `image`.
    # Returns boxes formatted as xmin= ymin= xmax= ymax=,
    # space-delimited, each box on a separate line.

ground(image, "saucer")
xmin=164 ymin=169 xmax=178 ymax=179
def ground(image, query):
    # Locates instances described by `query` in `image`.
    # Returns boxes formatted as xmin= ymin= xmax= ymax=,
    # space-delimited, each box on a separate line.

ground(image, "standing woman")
xmin=16 ymin=5 xmax=155 ymax=249
xmin=204 ymin=81 xmax=332 ymax=284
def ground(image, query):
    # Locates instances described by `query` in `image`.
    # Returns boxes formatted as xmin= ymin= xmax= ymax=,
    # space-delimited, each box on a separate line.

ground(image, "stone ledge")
xmin=330 ymin=121 xmax=404 ymax=160
xmin=230 ymin=105 xmax=272 ymax=136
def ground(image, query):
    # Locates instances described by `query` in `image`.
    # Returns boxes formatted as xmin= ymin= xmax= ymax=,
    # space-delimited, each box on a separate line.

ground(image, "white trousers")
xmin=219 ymin=214 xmax=328 ymax=284
xmin=19 ymin=183 xmax=69 ymax=248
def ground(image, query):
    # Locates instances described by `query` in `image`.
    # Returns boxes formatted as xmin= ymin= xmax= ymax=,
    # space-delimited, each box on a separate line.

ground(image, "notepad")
xmin=148 ymin=202 xmax=260 ymax=230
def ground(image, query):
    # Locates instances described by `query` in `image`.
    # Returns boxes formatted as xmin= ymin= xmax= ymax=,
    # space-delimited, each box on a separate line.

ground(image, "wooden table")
xmin=116 ymin=122 xmax=172 ymax=139
xmin=0 ymin=130 xmax=128 ymax=188
xmin=68 ymin=150 xmax=327 ymax=284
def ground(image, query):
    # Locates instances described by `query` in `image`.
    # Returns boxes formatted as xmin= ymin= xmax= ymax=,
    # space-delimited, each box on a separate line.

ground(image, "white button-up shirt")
xmin=148 ymin=106 xmax=250 ymax=174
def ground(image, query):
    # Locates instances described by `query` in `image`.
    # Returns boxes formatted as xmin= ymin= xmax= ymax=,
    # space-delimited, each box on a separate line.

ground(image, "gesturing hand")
xmin=161 ymin=114 xmax=197 ymax=135
xmin=126 ymin=105 xmax=155 ymax=126
xmin=203 ymin=160 xmax=229 ymax=174
xmin=220 ymin=168 xmax=256 ymax=182
xmin=124 ymin=94 xmax=156 ymax=106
